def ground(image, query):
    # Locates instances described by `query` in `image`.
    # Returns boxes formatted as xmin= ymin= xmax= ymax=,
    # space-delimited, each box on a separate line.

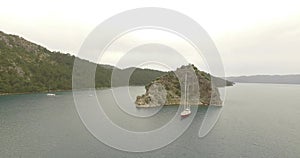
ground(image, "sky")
xmin=0 ymin=0 xmax=300 ymax=76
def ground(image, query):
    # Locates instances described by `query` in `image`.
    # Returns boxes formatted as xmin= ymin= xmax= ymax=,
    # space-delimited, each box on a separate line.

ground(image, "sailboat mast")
xmin=184 ymin=73 xmax=187 ymax=109
xmin=187 ymin=83 xmax=189 ymax=108
xmin=180 ymin=71 xmax=192 ymax=117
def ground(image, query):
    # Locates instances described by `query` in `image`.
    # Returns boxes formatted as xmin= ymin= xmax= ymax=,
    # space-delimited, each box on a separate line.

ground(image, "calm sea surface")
xmin=0 ymin=83 xmax=299 ymax=158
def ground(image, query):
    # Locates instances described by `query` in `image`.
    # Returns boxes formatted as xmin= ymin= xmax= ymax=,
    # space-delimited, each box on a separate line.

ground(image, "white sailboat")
xmin=181 ymin=73 xmax=191 ymax=117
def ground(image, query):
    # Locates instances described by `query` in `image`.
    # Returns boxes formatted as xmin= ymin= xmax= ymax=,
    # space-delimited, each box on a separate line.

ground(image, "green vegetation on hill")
xmin=0 ymin=31 xmax=165 ymax=94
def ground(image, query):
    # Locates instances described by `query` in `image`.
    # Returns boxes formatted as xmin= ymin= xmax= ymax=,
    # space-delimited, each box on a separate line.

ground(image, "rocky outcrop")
xmin=135 ymin=64 xmax=224 ymax=107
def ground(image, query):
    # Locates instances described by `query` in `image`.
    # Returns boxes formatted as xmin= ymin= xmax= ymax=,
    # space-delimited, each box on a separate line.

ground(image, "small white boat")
xmin=47 ymin=86 xmax=56 ymax=96
xmin=181 ymin=73 xmax=191 ymax=118
xmin=46 ymin=93 xmax=56 ymax=96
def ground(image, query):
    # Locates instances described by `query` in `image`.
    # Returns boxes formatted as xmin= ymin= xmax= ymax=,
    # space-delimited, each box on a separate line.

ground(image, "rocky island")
xmin=135 ymin=64 xmax=233 ymax=107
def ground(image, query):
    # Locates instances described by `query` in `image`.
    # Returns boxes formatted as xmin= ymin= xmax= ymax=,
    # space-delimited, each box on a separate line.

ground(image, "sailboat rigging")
xmin=181 ymin=73 xmax=191 ymax=117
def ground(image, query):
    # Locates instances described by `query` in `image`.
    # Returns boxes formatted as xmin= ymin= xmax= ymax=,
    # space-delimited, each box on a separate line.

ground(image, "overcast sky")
xmin=1 ymin=0 xmax=300 ymax=76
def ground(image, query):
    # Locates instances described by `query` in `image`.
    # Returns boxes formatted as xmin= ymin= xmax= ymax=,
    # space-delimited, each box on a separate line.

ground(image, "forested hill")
xmin=0 ymin=31 xmax=165 ymax=94
xmin=0 ymin=31 xmax=233 ymax=94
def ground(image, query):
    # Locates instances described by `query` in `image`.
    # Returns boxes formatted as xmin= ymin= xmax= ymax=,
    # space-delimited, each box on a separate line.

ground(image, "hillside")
xmin=0 ymin=31 xmax=233 ymax=95
xmin=0 ymin=31 xmax=165 ymax=94
xmin=227 ymin=75 xmax=300 ymax=84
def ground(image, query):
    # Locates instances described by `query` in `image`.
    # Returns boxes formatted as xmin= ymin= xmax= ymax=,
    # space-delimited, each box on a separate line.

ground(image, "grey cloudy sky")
xmin=1 ymin=0 xmax=300 ymax=76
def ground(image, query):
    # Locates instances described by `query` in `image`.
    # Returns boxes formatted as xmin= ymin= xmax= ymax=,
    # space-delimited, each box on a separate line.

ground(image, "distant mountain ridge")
xmin=227 ymin=75 xmax=300 ymax=84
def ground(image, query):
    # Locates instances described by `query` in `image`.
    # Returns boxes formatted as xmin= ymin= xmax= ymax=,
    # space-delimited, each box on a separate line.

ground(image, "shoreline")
xmin=0 ymin=89 xmax=73 ymax=96
xmin=136 ymin=104 xmax=222 ymax=108
xmin=0 ymin=85 xmax=145 ymax=96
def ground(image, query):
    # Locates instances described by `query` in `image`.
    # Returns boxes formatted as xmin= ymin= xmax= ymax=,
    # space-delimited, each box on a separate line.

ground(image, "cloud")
xmin=1 ymin=0 xmax=300 ymax=75
xmin=99 ymin=29 xmax=208 ymax=71
xmin=216 ymin=14 xmax=300 ymax=75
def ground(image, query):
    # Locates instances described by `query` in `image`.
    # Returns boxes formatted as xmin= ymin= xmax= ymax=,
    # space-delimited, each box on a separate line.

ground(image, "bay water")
xmin=0 ymin=83 xmax=299 ymax=158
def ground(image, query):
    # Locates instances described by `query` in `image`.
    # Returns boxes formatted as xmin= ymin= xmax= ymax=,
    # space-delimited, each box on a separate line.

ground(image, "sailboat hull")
xmin=180 ymin=109 xmax=191 ymax=117
xmin=181 ymin=113 xmax=191 ymax=118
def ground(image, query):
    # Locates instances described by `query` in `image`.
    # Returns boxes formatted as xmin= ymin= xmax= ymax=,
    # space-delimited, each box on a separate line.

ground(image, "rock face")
xmin=135 ymin=64 xmax=223 ymax=107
